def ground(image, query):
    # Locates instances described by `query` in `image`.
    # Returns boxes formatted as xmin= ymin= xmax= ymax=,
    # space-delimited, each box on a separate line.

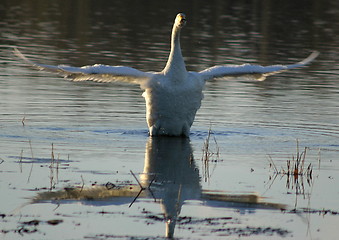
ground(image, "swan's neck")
xmin=162 ymin=25 xmax=186 ymax=79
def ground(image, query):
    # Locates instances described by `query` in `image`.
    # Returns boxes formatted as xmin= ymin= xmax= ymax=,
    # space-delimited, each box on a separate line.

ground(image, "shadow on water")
xmin=31 ymin=136 xmax=286 ymax=239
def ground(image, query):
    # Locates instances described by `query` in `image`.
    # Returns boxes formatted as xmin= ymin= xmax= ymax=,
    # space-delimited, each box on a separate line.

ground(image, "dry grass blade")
xmin=27 ymin=140 xmax=34 ymax=183
xmin=201 ymin=126 xmax=220 ymax=182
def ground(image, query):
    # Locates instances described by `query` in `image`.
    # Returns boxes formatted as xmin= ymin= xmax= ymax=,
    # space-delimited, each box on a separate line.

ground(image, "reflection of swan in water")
xmin=14 ymin=13 xmax=319 ymax=137
xmin=32 ymin=137 xmax=285 ymax=238
xmin=141 ymin=137 xmax=200 ymax=237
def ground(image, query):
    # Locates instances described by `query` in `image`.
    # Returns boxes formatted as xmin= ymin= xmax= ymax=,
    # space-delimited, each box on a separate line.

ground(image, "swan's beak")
xmin=181 ymin=17 xmax=186 ymax=25
xmin=176 ymin=13 xmax=186 ymax=27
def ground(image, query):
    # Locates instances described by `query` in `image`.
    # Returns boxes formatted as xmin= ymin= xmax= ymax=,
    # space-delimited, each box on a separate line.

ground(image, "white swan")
xmin=14 ymin=13 xmax=319 ymax=137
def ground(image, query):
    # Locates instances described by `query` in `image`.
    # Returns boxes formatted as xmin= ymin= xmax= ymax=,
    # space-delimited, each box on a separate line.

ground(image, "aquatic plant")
xmin=201 ymin=126 xmax=220 ymax=182
xmin=49 ymin=143 xmax=60 ymax=190
xmin=267 ymin=140 xmax=314 ymax=196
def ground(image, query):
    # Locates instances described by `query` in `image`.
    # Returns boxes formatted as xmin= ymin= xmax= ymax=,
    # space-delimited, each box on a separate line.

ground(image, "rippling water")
xmin=1 ymin=1 xmax=339 ymax=239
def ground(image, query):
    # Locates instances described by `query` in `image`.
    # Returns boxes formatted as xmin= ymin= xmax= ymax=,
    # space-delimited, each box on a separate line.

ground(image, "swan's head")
xmin=174 ymin=13 xmax=186 ymax=28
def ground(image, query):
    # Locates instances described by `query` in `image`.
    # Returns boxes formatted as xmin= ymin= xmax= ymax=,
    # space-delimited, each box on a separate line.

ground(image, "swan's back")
xmin=142 ymin=73 xmax=204 ymax=137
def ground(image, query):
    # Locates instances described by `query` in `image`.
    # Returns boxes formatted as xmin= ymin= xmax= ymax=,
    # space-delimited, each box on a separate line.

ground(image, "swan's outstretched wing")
xmin=199 ymin=51 xmax=319 ymax=81
xmin=13 ymin=48 xmax=153 ymax=84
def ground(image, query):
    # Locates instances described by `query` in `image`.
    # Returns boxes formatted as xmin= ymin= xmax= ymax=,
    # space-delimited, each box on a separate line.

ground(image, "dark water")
xmin=1 ymin=0 xmax=339 ymax=239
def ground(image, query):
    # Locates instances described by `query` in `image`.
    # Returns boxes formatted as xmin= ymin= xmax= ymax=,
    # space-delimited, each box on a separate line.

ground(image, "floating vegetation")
xmin=283 ymin=208 xmax=339 ymax=216
xmin=1 ymin=218 xmax=63 ymax=236
xmin=139 ymin=213 xmax=291 ymax=238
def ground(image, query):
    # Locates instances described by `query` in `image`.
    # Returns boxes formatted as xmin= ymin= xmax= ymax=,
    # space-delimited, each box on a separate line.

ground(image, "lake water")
xmin=1 ymin=1 xmax=339 ymax=239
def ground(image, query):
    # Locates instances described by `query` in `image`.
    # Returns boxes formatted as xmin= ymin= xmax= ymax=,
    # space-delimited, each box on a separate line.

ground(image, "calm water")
xmin=1 ymin=0 xmax=339 ymax=239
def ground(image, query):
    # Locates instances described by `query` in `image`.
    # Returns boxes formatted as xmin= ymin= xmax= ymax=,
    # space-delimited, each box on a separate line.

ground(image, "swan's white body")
xmin=14 ymin=13 xmax=318 ymax=137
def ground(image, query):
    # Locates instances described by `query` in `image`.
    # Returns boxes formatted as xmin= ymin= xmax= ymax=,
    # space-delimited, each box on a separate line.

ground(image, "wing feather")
xmin=199 ymin=51 xmax=319 ymax=81
xmin=13 ymin=48 xmax=153 ymax=84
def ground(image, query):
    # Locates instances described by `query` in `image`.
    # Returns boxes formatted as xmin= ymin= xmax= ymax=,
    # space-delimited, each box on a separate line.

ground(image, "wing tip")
xmin=13 ymin=47 xmax=42 ymax=68
xmin=13 ymin=47 xmax=28 ymax=62
xmin=299 ymin=51 xmax=320 ymax=65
